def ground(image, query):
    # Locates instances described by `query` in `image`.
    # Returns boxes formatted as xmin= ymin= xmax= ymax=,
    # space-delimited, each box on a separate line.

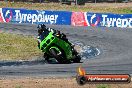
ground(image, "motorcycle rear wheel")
xmin=73 ymin=55 xmax=81 ymax=63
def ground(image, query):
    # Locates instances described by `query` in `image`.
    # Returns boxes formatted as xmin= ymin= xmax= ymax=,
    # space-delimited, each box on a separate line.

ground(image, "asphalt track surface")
xmin=0 ymin=23 xmax=132 ymax=78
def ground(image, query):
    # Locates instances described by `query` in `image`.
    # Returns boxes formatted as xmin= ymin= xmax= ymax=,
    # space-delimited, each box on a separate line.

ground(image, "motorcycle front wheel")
xmin=49 ymin=48 xmax=69 ymax=64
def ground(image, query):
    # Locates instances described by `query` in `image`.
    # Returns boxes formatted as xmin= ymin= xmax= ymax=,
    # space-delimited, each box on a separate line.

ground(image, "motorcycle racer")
xmin=37 ymin=24 xmax=71 ymax=48
xmin=37 ymin=24 xmax=81 ymax=63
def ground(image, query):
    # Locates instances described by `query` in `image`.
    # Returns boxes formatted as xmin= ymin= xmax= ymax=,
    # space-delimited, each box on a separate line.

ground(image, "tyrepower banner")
xmin=0 ymin=8 xmax=72 ymax=25
xmin=0 ymin=8 xmax=132 ymax=28
xmin=71 ymin=12 xmax=132 ymax=28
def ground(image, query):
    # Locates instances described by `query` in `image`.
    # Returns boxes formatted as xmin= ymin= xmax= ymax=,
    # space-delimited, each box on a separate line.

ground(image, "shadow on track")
xmin=0 ymin=57 xmax=83 ymax=67
xmin=0 ymin=59 xmax=46 ymax=67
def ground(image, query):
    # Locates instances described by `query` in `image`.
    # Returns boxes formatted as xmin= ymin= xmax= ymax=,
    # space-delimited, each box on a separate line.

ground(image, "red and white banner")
xmin=0 ymin=8 xmax=4 ymax=22
xmin=71 ymin=12 xmax=90 ymax=26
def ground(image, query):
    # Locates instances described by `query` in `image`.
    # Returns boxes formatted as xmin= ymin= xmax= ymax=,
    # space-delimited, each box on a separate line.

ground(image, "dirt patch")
xmin=0 ymin=77 xmax=132 ymax=88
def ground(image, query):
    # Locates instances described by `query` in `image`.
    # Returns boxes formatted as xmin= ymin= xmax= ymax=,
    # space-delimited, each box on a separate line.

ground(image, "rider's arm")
xmin=37 ymin=36 xmax=41 ymax=43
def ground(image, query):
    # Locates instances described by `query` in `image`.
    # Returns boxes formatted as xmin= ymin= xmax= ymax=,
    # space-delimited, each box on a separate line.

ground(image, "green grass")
xmin=0 ymin=1 xmax=132 ymax=14
xmin=96 ymin=84 xmax=110 ymax=88
xmin=15 ymin=85 xmax=22 ymax=88
xmin=0 ymin=33 xmax=42 ymax=60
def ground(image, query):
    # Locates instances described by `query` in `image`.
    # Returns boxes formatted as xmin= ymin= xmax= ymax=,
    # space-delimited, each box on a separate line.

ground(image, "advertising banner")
xmin=71 ymin=12 xmax=89 ymax=26
xmin=0 ymin=8 xmax=72 ymax=25
xmin=87 ymin=12 xmax=132 ymax=28
xmin=0 ymin=8 xmax=131 ymax=28
xmin=71 ymin=12 xmax=132 ymax=28
xmin=0 ymin=8 xmax=4 ymax=22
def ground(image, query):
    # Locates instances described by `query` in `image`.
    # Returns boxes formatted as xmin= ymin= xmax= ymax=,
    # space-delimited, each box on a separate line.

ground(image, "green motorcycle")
xmin=39 ymin=31 xmax=81 ymax=64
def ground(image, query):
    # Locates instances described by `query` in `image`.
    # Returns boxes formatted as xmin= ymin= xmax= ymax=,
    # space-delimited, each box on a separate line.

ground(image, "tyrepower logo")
xmin=102 ymin=15 xmax=132 ymax=28
xmin=86 ymin=13 xmax=100 ymax=27
xmin=3 ymin=10 xmax=13 ymax=22
xmin=15 ymin=10 xmax=58 ymax=24
xmin=90 ymin=14 xmax=100 ymax=27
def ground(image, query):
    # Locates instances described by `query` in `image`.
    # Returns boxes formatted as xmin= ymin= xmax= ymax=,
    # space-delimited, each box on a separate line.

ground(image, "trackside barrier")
xmin=71 ymin=12 xmax=132 ymax=28
xmin=0 ymin=8 xmax=72 ymax=25
xmin=0 ymin=8 xmax=132 ymax=28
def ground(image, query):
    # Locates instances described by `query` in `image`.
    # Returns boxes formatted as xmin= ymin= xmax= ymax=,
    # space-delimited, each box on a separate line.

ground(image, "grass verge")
xmin=0 ymin=1 xmax=132 ymax=14
xmin=0 ymin=32 xmax=42 ymax=60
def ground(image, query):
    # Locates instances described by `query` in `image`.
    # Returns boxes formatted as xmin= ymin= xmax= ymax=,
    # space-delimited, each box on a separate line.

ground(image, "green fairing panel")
xmin=39 ymin=32 xmax=73 ymax=60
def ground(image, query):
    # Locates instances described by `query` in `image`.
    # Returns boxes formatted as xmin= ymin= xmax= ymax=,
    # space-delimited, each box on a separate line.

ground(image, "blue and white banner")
xmin=0 ymin=8 xmax=132 ymax=28
xmin=86 ymin=12 xmax=132 ymax=28
xmin=0 ymin=8 xmax=72 ymax=25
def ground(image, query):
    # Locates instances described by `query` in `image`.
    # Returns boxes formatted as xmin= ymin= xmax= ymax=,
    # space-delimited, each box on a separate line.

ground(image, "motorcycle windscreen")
xmin=40 ymin=31 xmax=50 ymax=41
